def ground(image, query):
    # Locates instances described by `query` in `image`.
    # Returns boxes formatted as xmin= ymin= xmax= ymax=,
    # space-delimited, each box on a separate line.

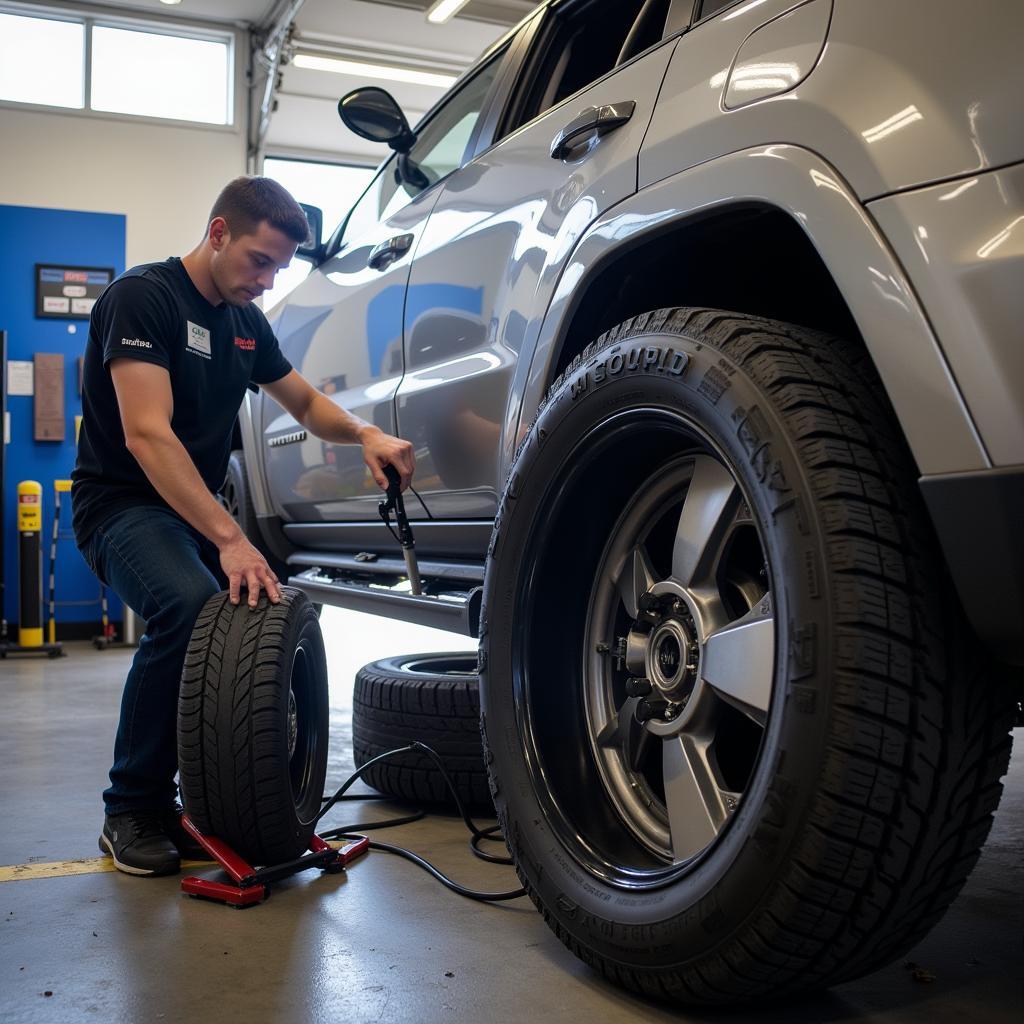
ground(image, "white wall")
xmin=0 ymin=32 xmax=248 ymax=269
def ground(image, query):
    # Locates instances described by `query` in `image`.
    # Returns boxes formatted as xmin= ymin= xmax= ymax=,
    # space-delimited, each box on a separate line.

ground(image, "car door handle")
xmin=550 ymin=101 xmax=636 ymax=160
xmin=367 ymin=233 xmax=414 ymax=271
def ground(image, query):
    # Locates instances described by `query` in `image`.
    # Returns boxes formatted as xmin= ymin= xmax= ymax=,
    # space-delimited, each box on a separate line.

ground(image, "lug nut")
xmin=635 ymin=700 xmax=661 ymax=723
xmin=625 ymin=677 xmax=652 ymax=697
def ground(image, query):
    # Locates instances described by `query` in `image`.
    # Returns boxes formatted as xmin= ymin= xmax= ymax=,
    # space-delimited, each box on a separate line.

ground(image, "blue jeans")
xmin=78 ymin=506 xmax=226 ymax=815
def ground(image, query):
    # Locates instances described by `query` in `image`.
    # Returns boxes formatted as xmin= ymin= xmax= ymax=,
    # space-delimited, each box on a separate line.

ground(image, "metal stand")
xmin=179 ymin=815 xmax=369 ymax=908
xmin=0 ymin=641 xmax=64 ymax=658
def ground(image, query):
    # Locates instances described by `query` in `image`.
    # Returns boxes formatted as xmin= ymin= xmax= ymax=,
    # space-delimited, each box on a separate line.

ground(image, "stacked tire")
xmin=352 ymin=653 xmax=491 ymax=813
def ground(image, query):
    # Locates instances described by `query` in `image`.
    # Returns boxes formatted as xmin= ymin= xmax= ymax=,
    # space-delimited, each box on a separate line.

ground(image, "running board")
xmin=287 ymin=559 xmax=483 ymax=637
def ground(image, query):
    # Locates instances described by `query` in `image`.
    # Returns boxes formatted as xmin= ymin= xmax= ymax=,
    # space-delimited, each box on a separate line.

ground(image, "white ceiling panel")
xmin=278 ymin=62 xmax=450 ymax=105
xmin=297 ymin=0 xmax=508 ymax=53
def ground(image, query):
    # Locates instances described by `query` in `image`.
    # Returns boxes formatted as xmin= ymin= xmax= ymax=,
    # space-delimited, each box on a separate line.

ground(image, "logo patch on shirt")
xmin=234 ymin=336 xmax=256 ymax=351
xmin=186 ymin=321 xmax=211 ymax=359
xmin=121 ymin=337 xmax=152 ymax=349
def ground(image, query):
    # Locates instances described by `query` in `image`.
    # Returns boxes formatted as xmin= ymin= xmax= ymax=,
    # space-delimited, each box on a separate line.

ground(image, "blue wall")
xmin=1 ymin=204 xmax=125 ymax=631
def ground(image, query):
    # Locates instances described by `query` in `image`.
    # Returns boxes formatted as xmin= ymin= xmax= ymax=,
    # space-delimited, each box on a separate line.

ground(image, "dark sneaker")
xmin=99 ymin=810 xmax=180 ymax=876
xmin=160 ymin=803 xmax=212 ymax=862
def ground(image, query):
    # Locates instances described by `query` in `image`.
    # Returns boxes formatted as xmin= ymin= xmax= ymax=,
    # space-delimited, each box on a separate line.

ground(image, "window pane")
xmin=513 ymin=0 xmax=647 ymax=127
xmin=405 ymin=54 xmax=502 ymax=191
xmin=700 ymin=0 xmax=739 ymax=18
xmin=0 ymin=14 xmax=84 ymax=108
xmin=91 ymin=26 xmax=230 ymax=124
xmin=261 ymin=159 xmax=375 ymax=311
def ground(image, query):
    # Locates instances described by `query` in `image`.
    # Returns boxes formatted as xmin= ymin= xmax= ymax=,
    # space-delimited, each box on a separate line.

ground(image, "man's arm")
xmin=110 ymin=358 xmax=280 ymax=607
xmin=262 ymin=369 xmax=416 ymax=491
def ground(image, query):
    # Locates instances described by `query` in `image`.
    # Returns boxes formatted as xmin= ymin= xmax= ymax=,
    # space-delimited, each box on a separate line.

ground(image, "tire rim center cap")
xmin=648 ymin=618 xmax=697 ymax=702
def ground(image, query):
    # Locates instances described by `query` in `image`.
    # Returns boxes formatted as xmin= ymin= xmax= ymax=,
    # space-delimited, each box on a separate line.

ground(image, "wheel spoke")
xmin=670 ymin=456 xmax=741 ymax=589
xmin=662 ymin=734 xmax=728 ymax=861
xmin=615 ymin=545 xmax=659 ymax=620
xmin=596 ymin=697 xmax=652 ymax=772
xmin=626 ymin=720 xmax=653 ymax=773
xmin=701 ymin=597 xmax=775 ymax=724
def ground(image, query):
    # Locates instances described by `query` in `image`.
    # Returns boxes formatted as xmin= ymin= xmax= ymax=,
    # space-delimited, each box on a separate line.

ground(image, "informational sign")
xmin=7 ymin=360 xmax=33 ymax=395
xmin=35 ymin=264 xmax=113 ymax=320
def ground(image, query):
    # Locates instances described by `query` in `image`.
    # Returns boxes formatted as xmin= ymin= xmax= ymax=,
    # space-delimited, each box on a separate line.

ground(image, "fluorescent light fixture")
xmin=292 ymin=53 xmax=456 ymax=88
xmin=427 ymin=0 xmax=471 ymax=24
xmin=159 ymin=0 xmax=182 ymax=5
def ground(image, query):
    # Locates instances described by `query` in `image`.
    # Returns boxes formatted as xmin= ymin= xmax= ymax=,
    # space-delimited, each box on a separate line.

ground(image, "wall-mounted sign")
xmin=35 ymin=264 xmax=114 ymax=320
xmin=7 ymin=360 xmax=33 ymax=396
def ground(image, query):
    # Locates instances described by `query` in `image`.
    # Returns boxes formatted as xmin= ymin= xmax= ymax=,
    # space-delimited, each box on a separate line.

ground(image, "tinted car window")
xmin=699 ymin=0 xmax=739 ymax=18
xmin=504 ymin=0 xmax=672 ymax=133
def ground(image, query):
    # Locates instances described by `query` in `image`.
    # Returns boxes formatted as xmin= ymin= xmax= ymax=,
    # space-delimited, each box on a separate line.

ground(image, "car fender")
xmin=512 ymin=144 xmax=988 ymax=482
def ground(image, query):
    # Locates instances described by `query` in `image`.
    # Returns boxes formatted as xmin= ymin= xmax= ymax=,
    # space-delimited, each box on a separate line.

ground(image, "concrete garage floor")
xmin=1 ymin=607 xmax=1021 ymax=1024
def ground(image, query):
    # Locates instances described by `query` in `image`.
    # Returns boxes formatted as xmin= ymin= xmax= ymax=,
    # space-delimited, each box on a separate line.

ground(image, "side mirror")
xmin=338 ymin=87 xmax=416 ymax=152
xmin=295 ymin=203 xmax=324 ymax=264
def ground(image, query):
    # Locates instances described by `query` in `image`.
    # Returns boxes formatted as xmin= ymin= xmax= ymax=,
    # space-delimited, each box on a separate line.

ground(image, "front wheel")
xmin=480 ymin=308 xmax=1013 ymax=1003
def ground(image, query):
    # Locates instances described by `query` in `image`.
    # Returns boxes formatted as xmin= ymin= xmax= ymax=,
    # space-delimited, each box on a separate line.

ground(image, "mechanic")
xmin=71 ymin=176 xmax=415 ymax=877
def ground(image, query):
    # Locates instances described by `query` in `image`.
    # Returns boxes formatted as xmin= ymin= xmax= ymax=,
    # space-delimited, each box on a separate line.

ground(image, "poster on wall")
xmin=35 ymin=264 xmax=113 ymax=320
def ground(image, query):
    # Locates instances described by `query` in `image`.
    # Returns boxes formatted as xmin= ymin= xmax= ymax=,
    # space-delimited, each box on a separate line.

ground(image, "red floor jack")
xmin=180 ymin=816 xmax=370 ymax=908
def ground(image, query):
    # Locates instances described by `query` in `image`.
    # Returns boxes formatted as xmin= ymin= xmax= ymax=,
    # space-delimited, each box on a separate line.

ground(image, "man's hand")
xmin=219 ymin=534 xmax=281 ymax=607
xmin=262 ymin=370 xmax=417 ymax=490
xmin=360 ymin=425 xmax=416 ymax=491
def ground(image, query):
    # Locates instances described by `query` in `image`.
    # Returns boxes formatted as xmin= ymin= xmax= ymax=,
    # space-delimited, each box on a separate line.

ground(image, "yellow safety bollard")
xmin=16 ymin=481 xmax=44 ymax=648
xmin=0 ymin=482 xmax=63 ymax=658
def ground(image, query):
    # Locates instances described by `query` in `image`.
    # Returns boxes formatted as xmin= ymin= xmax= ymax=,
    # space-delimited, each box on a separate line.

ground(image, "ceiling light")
xmin=159 ymin=1 xmax=183 ymax=6
xmin=427 ymin=0 xmax=471 ymax=24
xmin=292 ymin=53 xmax=456 ymax=89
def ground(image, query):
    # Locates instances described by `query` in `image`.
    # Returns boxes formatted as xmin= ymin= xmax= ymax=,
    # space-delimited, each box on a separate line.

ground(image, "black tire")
xmin=480 ymin=307 xmax=1014 ymax=1004
xmin=178 ymin=587 xmax=329 ymax=865
xmin=353 ymin=653 xmax=491 ymax=812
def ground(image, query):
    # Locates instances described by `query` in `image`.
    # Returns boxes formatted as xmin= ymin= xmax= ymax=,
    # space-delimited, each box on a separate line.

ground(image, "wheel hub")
xmin=649 ymin=618 xmax=697 ymax=702
xmin=622 ymin=591 xmax=703 ymax=719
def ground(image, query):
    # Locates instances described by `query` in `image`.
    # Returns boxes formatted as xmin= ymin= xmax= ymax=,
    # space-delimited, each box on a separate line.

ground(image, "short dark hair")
xmin=208 ymin=176 xmax=310 ymax=245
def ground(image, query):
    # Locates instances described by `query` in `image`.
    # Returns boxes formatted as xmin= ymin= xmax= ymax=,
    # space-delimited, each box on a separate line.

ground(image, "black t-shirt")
xmin=72 ymin=257 xmax=292 ymax=544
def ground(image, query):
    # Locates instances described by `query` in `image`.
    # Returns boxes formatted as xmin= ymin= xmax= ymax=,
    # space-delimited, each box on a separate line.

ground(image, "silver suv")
xmin=235 ymin=0 xmax=1022 ymax=1003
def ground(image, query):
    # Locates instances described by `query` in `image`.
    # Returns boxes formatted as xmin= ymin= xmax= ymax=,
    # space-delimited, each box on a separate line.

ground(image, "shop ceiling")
xmin=85 ymin=0 xmax=535 ymax=29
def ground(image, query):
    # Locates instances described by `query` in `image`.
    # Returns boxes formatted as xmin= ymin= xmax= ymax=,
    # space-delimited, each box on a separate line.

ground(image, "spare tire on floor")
xmin=352 ymin=653 xmax=491 ymax=812
xmin=177 ymin=587 xmax=328 ymax=866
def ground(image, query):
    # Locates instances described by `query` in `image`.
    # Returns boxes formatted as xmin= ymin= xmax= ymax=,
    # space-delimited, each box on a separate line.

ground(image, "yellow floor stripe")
xmin=0 ymin=857 xmax=212 ymax=882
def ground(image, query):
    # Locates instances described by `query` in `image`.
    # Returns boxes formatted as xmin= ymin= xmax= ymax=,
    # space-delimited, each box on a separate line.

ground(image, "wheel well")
xmin=553 ymin=205 xmax=862 ymax=379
